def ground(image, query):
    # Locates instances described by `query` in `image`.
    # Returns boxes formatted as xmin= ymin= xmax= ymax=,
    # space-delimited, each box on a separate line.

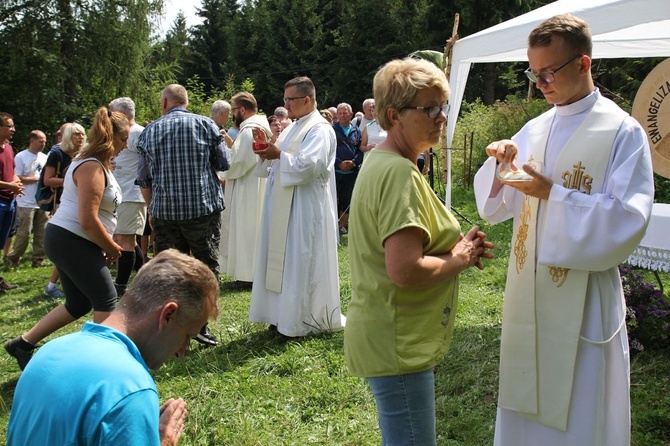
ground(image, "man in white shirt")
xmin=211 ymin=100 xmax=233 ymax=148
xmin=7 ymin=130 xmax=48 ymax=268
xmin=354 ymin=98 xmax=374 ymax=128
xmin=109 ymin=97 xmax=146 ymax=296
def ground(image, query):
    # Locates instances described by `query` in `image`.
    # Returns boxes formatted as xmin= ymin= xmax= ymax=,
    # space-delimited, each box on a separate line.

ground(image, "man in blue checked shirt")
xmin=137 ymin=84 xmax=230 ymax=346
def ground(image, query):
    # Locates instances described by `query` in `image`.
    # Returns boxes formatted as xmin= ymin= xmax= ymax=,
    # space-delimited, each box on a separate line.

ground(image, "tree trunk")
xmin=483 ymin=62 xmax=496 ymax=105
xmin=57 ymin=0 xmax=78 ymax=121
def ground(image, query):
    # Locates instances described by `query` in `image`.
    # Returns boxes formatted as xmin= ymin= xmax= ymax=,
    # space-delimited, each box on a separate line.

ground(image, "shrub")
xmin=452 ymin=95 xmax=551 ymax=188
xmin=619 ymin=265 xmax=670 ymax=352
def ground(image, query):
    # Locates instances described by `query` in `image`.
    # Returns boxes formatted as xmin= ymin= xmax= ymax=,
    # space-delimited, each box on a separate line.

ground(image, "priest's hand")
xmin=255 ymin=141 xmax=281 ymax=161
xmin=504 ymin=164 xmax=553 ymax=200
xmin=485 ymin=139 xmax=517 ymax=164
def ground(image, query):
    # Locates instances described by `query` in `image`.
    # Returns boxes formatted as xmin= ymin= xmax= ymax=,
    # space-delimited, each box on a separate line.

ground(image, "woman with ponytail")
xmin=5 ymin=107 xmax=130 ymax=371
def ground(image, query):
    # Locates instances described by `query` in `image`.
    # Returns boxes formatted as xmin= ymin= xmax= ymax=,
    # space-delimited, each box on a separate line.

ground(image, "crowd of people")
xmin=0 ymin=12 xmax=653 ymax=446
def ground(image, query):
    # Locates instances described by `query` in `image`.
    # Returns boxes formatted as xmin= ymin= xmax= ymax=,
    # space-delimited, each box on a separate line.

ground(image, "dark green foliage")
xmin=654 ymin=175 xmax=670 ymax=203
xmin=2 ymin=0 xmax=665 ymax=164
xmin=185 ymin=0 xmax=238 ymax=89
xmin=0 ymin=0 xmax=165 ymax=146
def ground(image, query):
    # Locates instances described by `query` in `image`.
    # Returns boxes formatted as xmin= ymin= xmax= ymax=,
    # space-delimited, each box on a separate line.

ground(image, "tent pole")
xmin=444 ymin=13 xmax=460 ymax=208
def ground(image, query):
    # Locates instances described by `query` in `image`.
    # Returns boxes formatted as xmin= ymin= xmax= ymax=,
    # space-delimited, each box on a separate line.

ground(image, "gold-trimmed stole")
xmin=499 ymin=97 xmax=628 ymax=430
xmin=265 ymin=111 xmax=330 ymax=293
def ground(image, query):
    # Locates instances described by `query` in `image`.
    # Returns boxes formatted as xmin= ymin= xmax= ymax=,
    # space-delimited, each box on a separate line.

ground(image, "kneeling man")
xmin=7 ymin=249 xmax=220 ymax=446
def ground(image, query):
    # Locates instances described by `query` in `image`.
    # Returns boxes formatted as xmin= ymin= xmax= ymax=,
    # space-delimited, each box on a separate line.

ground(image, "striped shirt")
xmin=137 ymin=107 xmax=229 ymax=220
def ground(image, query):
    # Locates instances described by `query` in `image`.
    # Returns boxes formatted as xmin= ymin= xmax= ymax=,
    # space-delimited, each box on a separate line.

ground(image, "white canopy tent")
xmin=446 ymin=0 xmax=670 ymax=207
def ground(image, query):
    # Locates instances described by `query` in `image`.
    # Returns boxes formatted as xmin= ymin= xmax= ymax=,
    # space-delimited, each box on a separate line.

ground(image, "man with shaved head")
xmin=137 ymin=84 xmax=230 ymax=346
xmin=6 ymin=130 xmax=48 ymax=268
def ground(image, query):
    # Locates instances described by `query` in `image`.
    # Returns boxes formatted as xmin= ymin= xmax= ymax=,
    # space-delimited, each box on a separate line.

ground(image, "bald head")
xmin=161 ymin=84 xmax=189 ymax=115
xmin=29 ymin=130 xmax=47 ymax=154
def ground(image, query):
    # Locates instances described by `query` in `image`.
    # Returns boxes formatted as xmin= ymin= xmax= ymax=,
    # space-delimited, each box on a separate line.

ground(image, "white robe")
xmin=474 ymin=90 xmax=654 ymax=446
xmin=218 ymin=115 xmax=269 ymax=282
xmin=249 ymin=109 xmax=344 ymax=337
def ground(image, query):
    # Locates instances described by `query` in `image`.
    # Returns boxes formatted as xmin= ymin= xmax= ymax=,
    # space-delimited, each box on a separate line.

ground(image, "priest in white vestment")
xmin=473 ymin=14 xmax=654 ymax=445
xmin=218 ymin=92 xmax=269 ymax=290
xmin=249 ymin=76 xmax=344 ymax=337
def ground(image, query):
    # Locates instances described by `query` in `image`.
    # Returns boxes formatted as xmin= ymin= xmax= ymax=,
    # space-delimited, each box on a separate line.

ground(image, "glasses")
xmin=231 ymin=106 xmax=241 ymax=112
xmin=524 ymin=55 xmax=582 ymax=84
xmin=0 ymin=125 xmax=15 ymax=129
xmin=402 ymin=103 xmax=450 ymax=119
xmin=283 ymin=96 xmax=307 ymax=104
xmin=73 ymin=132 xmax=85 ymax=136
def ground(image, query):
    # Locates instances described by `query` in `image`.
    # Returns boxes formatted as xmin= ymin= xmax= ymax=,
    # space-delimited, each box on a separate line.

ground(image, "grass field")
xmin=0 ymin=187 xmax=668 ymax=445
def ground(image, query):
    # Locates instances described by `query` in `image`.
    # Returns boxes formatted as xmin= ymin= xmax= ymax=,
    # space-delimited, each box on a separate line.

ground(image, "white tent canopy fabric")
xmin=446 ymin=0 xmax=670 ymax=207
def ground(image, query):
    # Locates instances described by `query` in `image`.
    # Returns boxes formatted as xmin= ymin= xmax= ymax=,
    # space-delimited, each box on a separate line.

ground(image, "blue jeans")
xmin=0 ymin=198 xmax=17 ymax=248
xmin=367 ymin=369 xmax=436 ymax=446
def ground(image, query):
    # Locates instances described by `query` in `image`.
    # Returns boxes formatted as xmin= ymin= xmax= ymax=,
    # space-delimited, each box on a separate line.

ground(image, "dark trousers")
xmin=335 ymin=172 xmax=357 ymax=214
xmin=153 ymin=211 xmax=222 ymax=275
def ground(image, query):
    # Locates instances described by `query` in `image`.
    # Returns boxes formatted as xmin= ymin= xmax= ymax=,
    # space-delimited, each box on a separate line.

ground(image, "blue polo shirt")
xmin=7 ymin=323 xmax=160 ymax=446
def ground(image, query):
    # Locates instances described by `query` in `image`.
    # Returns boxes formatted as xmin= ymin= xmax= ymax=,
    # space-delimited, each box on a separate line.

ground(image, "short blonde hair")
xmin=373 ymin=58 xmax=449 ymax=130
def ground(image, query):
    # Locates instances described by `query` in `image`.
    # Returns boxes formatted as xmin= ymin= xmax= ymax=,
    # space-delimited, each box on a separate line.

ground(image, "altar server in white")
xmin=218 ymin=92 xmax=269 ymax=290
xmin=249 ymin=76 xmax=344 ymax=337
xmin=473 ymin=14 xmax=653 ymax=446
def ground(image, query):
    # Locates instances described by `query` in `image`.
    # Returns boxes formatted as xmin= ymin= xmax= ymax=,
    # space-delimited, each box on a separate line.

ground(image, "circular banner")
xmin=632 ymin=58 xmax=670 ymax=179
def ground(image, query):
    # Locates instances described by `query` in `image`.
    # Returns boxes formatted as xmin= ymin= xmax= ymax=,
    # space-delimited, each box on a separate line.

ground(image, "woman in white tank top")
xmin=5 ymin=107 xmax=130 ymax=371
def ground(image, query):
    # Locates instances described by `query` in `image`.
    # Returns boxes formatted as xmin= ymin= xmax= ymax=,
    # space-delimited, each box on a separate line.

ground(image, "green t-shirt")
xmin=345 ymin=150 xmax=462 ymax=377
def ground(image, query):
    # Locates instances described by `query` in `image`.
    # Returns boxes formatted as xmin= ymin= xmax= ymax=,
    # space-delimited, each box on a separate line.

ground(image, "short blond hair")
xmin=373 ymin=58 xmax=449 ymax=130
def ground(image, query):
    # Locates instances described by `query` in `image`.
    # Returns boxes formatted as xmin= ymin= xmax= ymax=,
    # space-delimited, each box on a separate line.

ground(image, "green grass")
xmin=1 ymin=187 xmax=668 ymax=445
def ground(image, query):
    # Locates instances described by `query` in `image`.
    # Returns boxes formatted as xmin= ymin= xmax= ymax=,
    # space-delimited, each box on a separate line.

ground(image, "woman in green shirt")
xmin=344 ymin=58 xmax=494 ymax=446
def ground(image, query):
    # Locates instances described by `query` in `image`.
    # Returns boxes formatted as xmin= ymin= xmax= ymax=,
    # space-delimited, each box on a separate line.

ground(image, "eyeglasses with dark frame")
xmin=231 ymin=106 xmax=241 ymax=112
xmin=0 ymin=124 xmax=15 ymax=129
xmin=283 ymin=96 xmax=307 ymax=104
xmin=402 ymin=103 xmax=450 ymax=119
xmin=524 ymin=55 xmax=582 ymax=84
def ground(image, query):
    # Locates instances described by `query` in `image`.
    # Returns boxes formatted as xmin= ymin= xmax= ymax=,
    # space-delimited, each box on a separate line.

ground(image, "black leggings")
xmin=44 ymin=224 xmax=117 ymax=318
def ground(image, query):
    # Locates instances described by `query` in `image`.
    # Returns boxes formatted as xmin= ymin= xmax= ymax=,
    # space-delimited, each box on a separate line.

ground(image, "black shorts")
xmin=45 ymin=224 xmax=117 ymax=318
